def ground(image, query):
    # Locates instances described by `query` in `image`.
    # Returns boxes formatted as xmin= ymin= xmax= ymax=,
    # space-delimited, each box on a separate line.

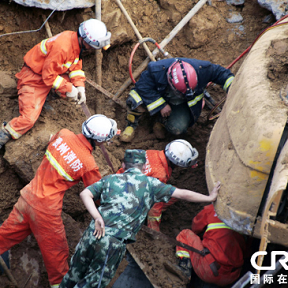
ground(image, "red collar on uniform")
xmin=77 ymin=134 xmax=93 ymax=152
xmin=159 ymin=150 xmax=172 ymax=178
xmin=71 ymin=31 xmax=81 ymax=57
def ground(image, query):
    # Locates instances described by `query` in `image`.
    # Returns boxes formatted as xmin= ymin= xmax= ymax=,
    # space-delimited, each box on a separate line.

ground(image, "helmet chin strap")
xmin=79 ymin=38 xmax=87 ymax=60
xmin=89 ymin=139 xmax=96 ymax=150
xmin=177 ymin=59 xmax=194 ymax=97
xmin=169 ymin=162 xmax=177 ymax=170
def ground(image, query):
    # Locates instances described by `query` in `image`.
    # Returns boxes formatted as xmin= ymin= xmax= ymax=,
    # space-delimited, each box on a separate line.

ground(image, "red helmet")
xmin=167 ymin=60 xmax=198 ymax=97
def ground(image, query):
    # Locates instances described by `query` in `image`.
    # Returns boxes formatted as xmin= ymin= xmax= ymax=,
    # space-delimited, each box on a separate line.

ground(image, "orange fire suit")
xmin=0 ymin=129 xmax=101 ymax=286
xmin=117 ymin=150 xmax=177 ymax=231
xmin=176 ymin=204 xmax=247 ymax=287
xmin=5 ymin=31 xmax=85 ymax=139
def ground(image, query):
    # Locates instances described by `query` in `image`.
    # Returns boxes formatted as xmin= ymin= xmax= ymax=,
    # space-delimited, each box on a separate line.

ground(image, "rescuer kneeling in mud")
xmin=60 ymin=149 xmax=221 ymax=288
xmin=116 ymin=139 xmax=199 ymax=232
xmin=0 ymin=19 xmax=111 ymax=150
xmin=120 ymin=58 xmax=234 ymax=142
xmin=175 ymin=204 xmax=249 ymax=287
xmin=0 ymin=114 xmax=118 ymax=288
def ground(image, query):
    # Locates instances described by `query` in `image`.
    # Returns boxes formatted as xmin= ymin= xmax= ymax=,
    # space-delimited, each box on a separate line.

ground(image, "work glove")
xmin=66 ymin=85 xmax=78 ymax=101
xmin=77 ymin=86 xmax=86 ymax=105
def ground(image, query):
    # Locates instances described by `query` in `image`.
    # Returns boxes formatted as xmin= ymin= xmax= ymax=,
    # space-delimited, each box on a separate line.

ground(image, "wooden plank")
xmin=126 ymin=245 xmax=161 ymax=288
xmin=113 ymin=0 xmax=208 ymax=99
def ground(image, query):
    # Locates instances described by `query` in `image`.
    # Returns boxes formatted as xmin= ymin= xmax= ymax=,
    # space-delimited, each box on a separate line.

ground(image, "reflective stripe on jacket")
xmin=127 ymin=58 xmax=234 ymax=125
xmin=23 ymin=31 xmax=85 ymax=94
xmin=20 ymin=129 xmax=101 ymax=215
xmin=205 ymin=222 xmax=231 ymax=232
xmin=192 ymin=204 xmax=246 ymax=268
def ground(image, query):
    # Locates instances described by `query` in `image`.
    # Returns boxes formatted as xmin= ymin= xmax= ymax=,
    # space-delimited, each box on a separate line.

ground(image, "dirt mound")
xmin=0 ymin=0 xmax=272 ymax=287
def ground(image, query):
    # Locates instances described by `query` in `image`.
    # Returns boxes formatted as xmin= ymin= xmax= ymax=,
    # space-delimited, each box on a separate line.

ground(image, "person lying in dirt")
xmin=60 ymin=149 xmax=221 ymax=288
xmin=120 ymin=58 xmax=234 ymax=142
xmin=116 ymin=139 xmax=199 ymax=232
xmin=0 ymin=114 xmax=118 ymax=288
xmin=175 ymin=204 xmax=249 ymax=287
xmin=0 ymin=18 xmax=111 ymax=150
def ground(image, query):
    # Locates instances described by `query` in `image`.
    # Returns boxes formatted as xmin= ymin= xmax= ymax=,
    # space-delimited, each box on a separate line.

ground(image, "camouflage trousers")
xmin=60 ymin=221 xmax=127 ymax=288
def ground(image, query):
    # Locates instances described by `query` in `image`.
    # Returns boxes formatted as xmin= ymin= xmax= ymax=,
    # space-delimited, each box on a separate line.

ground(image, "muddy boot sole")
xmin=120 ymin=126 xmax=135 ymax=142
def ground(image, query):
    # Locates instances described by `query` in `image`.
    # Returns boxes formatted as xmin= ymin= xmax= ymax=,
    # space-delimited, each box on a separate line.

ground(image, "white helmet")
xmin=82 ymin=114 xmax=117 ymax=142
xmin=78 ymin=19 xmax=111 ymax=50
xmin=165 ymin=139 xmax=198 ymax=168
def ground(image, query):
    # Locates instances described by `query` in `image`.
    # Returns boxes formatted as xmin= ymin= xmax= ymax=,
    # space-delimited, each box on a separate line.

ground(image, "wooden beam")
xmin=126 ymin=245 xmax=161 ymax=288
xmin=42 ymin=15 xmax=53 ymax=38
xmin=115 ymin=0 xmax=156 ymax=62
xmin=113 ymin=0 xmax=208 ymax=100
xmin=0 ymin=256 xmax=19 ymax=287
xmin=86 ymin=78 xmax=126 ymax=109
xmin=95 ymin=0 xmax=102 ymax=86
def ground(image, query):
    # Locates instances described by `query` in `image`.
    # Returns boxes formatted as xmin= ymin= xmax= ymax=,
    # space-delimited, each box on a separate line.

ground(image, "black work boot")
xmin=0 ymin=124 xmax=12 ymax=149
xmin=178 ymin=257 xmax=192 ymax=279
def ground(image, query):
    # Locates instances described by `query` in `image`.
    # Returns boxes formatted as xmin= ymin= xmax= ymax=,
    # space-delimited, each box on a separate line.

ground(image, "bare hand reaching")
xmin=209 ymin=181 xmax=221 ymax=202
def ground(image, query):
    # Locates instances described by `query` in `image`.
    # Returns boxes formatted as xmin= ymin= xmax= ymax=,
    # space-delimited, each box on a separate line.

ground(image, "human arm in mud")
xmin=171 ymin=181 xmax=221 ymax=203
xmin=80 ymin=188 xmax=105 ymax=239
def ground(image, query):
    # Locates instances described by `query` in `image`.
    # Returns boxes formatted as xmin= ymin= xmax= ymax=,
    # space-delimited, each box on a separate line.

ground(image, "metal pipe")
xmin=0 ymin=0 xmax=65 ymax=39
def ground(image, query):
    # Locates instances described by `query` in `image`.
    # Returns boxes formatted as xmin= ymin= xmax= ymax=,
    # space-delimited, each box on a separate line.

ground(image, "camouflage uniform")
xmin=60 ymin=150 xmax=176 ymax=288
